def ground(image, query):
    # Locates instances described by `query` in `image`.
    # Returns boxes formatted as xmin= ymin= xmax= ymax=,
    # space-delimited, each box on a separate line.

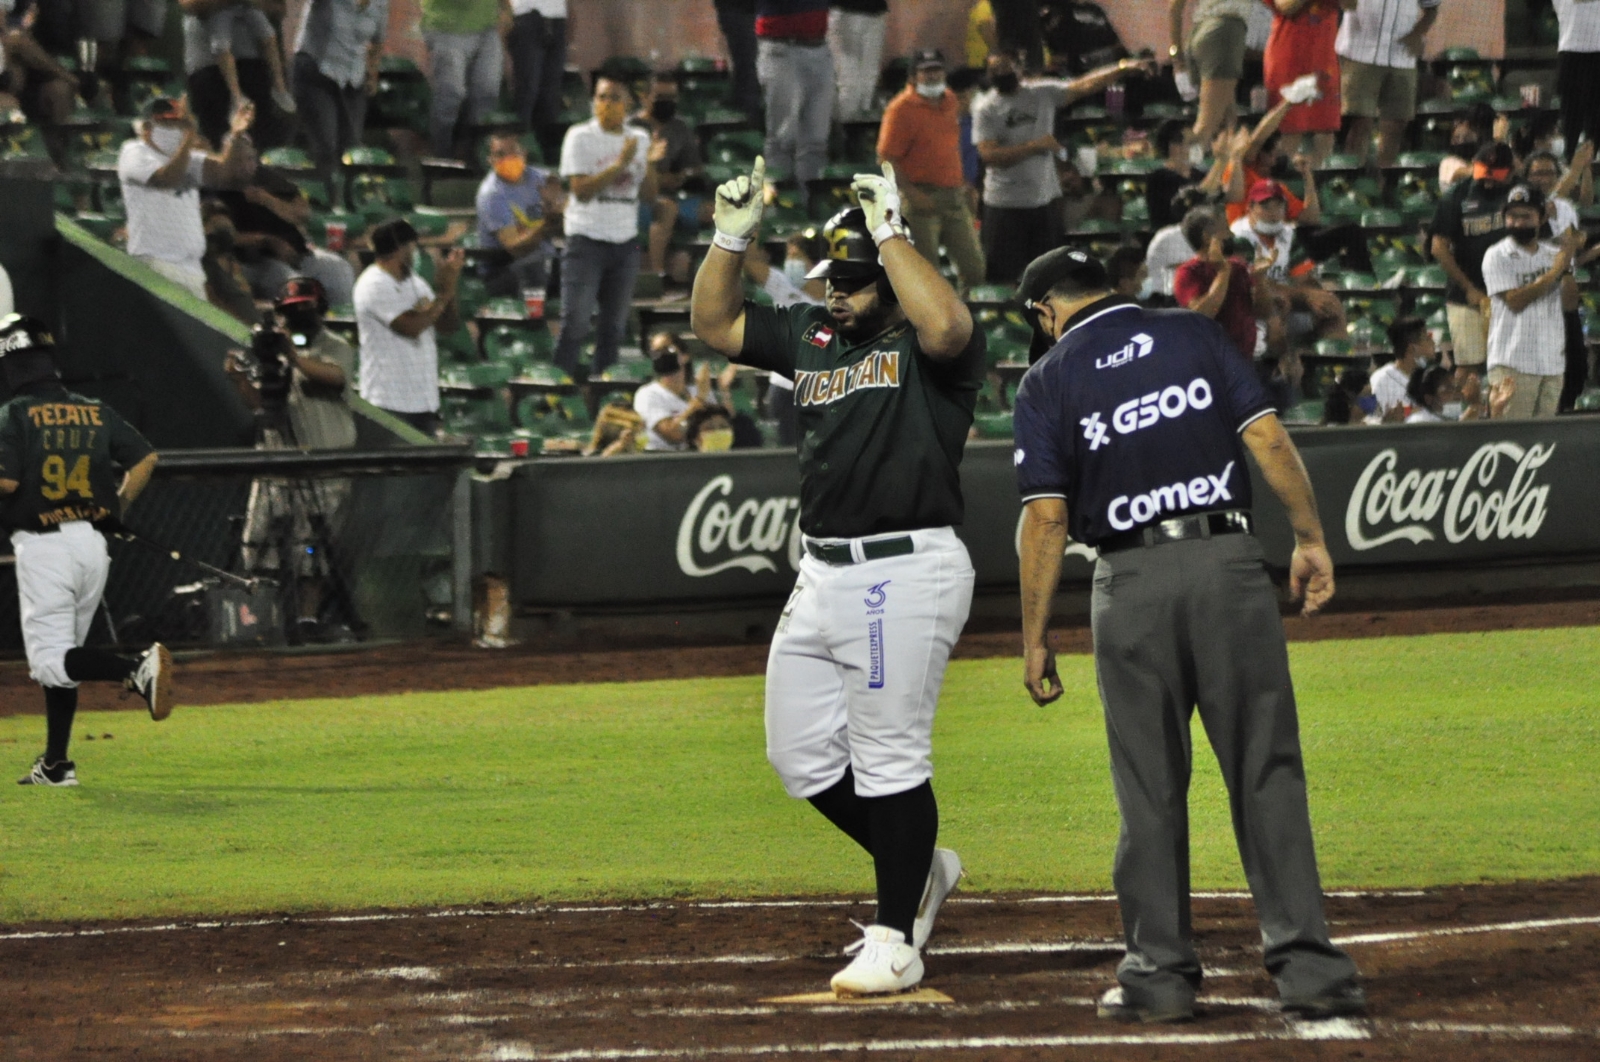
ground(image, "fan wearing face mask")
xmin=1229 ymin=179 xmax=1346 ymax=347
xmin=1368 ymin=316 xmax=1434 ymax=421
xmin=877 ymin=49 xmax=986 ymax=293
xmin=475 ymin=132 xmax=564 ymax=297
xmin=1481 ymin=183 xmax=1587 ymax=418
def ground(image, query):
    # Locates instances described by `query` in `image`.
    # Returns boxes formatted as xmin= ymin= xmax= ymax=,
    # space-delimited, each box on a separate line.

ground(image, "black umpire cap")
xmin=1018 ymin=248 xmax=1111 ymax=363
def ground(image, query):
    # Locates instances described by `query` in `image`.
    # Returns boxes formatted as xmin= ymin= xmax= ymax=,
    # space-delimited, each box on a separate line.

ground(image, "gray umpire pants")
xmin=1089 ymin=532 xmax=1357 ymax=1010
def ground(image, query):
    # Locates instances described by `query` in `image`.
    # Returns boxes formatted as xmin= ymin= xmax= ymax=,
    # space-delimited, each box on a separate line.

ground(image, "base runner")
xmin=691 ymin=158 xmax=986 ymax=995
xmin=0 ymin=315 xmax=173 ymax=787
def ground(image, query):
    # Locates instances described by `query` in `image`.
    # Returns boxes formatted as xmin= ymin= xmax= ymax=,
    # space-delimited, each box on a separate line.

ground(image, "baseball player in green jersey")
xmin=0 ymin=315 xmax=173 ymax=788
xmin=692 ymin=158 xmax=987 ymax=996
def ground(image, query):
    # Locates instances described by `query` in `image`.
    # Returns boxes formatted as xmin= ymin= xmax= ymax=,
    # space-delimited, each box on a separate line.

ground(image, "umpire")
xmin=1010 ymin=248 xmax=1363 ymax=1022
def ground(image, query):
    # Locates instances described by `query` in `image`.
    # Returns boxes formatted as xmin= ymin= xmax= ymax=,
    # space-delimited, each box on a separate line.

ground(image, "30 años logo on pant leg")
xmin=864 ymin=581 xmax=889 ymax=689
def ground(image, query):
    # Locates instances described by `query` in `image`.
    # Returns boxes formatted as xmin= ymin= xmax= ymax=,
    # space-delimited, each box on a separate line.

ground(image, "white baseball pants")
xmin=12 ymin=522 xmax=109 ymax=689
xmin=766 ymin=526 xmax=974 ymax=800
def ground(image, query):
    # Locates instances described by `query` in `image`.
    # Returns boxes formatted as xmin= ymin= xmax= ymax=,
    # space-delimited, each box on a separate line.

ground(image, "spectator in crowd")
xmin=1262 ymin=0 xmax=1343 ymax=167
xmin=178 ymin=0 xmax=292 ymax=150
xmin=1320 ymin=365 xmax=1372 ymax=424
xmin=507 ymin=0 xmax=567 ymax=162
xmin=583 ymin=400 xmax=645 ymax=456
xmin=1106 ymin=244 xmax=1148 ymax=301
xmin=1173 ymin=206 xmax=1269 ymax=361
xmin=422 ymin=0 xmax=510 ymax=159
xmin=353 ymin=217 xmax=465 ymax=435
xmin=1370 ymin=315 xmax=1434 ymax=419
xmin=0 ymin=6 xmax=85 ymax=165
xmin=72 ymin=0 xmax=168 ymax=105
xmin=630 ymin=72 xmax=703 ymax=283
xmin=972 ymin=49 xmax=1149 ymax=283
xmin=829 ymin=0 xmax=887 ymax=121
xmin=1403 ymin=364 xmax=1463 ymax=423
xmin=200 ymin=201 xmax=260 ymax=322
xmin=684 ymin=403 xmax=737 ymax=451
xmin=1432 ymin=141 xmax=1515 ymax=381
xmin=633 ymin=349 xmax=705 ymax=452
xmin=877 ymin=48 xmax=985 ymax=291
xmin=1336 ymin=0 xmax=1437 ymax=169
xmin=216 ymin=163 xmax=356 ymax=304
xmin=1145 ymin=184 xmax=1220 ymax=298
xmin=756 ymin=0 xmax=833 ymax=190
xmin=476 ymin=132 xmax=562 ymax=296
xmin=1145 ymin=118 xmax=1206 ymax=232
xmin=1217 ymin=87 xmax=1318 ymax=222
xmin=555 ymin=76 xmax=655 ymax=388
xmin=713 ymin=0 xmax=761 ymax=124
xmin=292 ymin=0 xmax=387 ymax=188
xmin=1483 ymin=184 xmax=1584 ymax=419
xmin=1526 ymin=144 xmax=1598 ymax=407
xmin=117 ymin=96 xmax=255 ymax=299
xmin=967 ymin=0 xmax=996 ymax=69
xmin=947 ymin=66 xmax=983 ymax=213
xmin=1231 ymin=179 xmax=1347 ymax=342
xmin=1555 ymin=0 xmax=1600 ymax=164
xmin=1168 ymin=0 xmax=1255 ymax=154
xmin=1439 ymin=102 xmax=1495 ymax=190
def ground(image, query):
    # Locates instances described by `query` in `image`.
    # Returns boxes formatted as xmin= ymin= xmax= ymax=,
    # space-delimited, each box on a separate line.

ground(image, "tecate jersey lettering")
xmin=1107 ymin=460 xmax=1235 ymax=531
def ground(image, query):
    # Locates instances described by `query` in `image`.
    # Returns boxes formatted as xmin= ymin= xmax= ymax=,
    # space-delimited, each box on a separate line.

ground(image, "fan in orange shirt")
xmin=1263 ymin=0 xmax=1353 ymax=166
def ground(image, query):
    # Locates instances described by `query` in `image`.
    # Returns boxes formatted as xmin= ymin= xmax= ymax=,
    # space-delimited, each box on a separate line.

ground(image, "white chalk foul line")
xmin=0 ymin=890 xmax=1434 ymax=942
xmin=1332 ymin=914 xmax=1600 ymax=946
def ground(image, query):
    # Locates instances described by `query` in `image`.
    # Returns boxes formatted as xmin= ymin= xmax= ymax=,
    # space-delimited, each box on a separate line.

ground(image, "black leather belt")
xmin=806 ymin=535 xmax=915 ymax=566
xmin=1097 ymin=510 xmax=1253 ymax=555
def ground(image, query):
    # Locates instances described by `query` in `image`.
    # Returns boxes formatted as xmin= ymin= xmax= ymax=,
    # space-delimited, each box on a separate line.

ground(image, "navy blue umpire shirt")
xmin=1012 ymin=297 xmax=1277 ymax=547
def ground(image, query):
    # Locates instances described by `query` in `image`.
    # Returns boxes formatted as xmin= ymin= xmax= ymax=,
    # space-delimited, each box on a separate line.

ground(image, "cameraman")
xmin=225 ymin=277 xmax=357 ymax=641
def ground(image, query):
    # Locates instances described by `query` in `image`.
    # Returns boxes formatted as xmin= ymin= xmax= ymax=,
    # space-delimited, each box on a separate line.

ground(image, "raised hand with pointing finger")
xmin=852 ymin=161 xmax=912 ymax=246
xmin=711 ymin=155 xmax=766 ymax=253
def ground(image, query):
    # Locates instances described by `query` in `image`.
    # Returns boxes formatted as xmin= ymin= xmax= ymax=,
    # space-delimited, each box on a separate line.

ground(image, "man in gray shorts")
xmin=1336 ymin=0 xmax=1440 ymax=168
xmin=1169 ymin=0 xmax=1256 ymax=158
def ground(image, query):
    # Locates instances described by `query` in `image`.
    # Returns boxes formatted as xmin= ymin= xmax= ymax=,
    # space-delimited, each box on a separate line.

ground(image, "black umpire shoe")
xmin=18 ymin=756 xmax=77 ymax=786
xmin=125 ymin=643 xmax=174 ymax=721
xmin=1096 ymin=986 xmax=1194 ymax=1023
xmin=1283 ymin=981 xmax=1368 ymax=1020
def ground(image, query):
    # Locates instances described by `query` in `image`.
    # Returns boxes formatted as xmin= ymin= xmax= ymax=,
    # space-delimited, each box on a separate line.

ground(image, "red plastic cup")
xmin=509 ymin=438 xmax=530 ymax=457
xmin=325 ymin=219 xmax=347 ymax=252
xmin=523 ymin=286 xmax=546 ymax=320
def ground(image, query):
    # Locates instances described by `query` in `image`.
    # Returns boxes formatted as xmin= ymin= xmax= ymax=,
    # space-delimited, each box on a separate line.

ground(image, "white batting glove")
xmin=852 ymin=161 xmax=912 ymax=247
xmin=1280 ymin=73 xmax=1321 ymax=106
xmin=712 ymin=155 xmax=766 ymax=253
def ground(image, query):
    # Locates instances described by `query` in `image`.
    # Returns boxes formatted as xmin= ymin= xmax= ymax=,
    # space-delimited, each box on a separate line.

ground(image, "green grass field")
xmin=1 ymin=627 xmax=1597 ymax=923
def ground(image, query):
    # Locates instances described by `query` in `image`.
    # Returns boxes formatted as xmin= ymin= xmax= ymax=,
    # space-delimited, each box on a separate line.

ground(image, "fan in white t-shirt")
xmin=1367 ymin=315 xmax=1434 ymax=420
xmin=633 ymin=351 xmax=705 ymax=451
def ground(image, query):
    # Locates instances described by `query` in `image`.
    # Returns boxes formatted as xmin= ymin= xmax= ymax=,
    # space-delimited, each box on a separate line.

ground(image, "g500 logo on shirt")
xmin=793 ymin=351 xmax=902 ymax=407
xmin=1079 ymin=378 xmax=1215 ymax=450
xmin=1107 ymin=461 xmax=1236 ymax=531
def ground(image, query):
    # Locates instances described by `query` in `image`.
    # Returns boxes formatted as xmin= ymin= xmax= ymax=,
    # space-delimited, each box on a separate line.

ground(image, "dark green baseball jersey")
xmin=0 ymin=383 xmax=155 ymax=531
xmin=739 ymin=302 xmax=986 ymax=538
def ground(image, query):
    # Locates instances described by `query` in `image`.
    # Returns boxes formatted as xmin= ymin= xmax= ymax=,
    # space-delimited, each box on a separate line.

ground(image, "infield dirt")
xmin=1 ymin=878 xmax=1596 ymax=1060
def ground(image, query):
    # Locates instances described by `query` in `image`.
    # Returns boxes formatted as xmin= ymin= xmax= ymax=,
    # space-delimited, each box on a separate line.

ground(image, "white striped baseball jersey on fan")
xmin=1335 ymin=0 xmax=1441 ymax=69
xmin=1555 ymin=0 xmax=1600 ymax=52
xmin=1483 ymin=237 xmax=1568 ymax=377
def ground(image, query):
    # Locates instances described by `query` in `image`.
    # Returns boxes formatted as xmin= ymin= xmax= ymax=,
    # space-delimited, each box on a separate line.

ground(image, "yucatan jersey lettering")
xmin=793 ymin=351 xmax=902 ymax=407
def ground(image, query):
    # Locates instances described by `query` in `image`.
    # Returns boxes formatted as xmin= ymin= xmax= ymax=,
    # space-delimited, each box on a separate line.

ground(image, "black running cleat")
xmin=18 ymin=756 xmax=77 ymax=786
xmin=1283 ymin=981 xmax=1368 ymax=1020
xmin=125 ymin=643 xmax=174 ymax=721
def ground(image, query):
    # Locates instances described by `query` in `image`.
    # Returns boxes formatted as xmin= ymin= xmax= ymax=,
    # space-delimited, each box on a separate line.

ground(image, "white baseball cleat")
xmin=830 ymin=923 xmax=924 ymax=996
xmin=125 ymin=643 xmax=173 ymax=721
xmin=912 ymin=847 xmax=963 ymax=948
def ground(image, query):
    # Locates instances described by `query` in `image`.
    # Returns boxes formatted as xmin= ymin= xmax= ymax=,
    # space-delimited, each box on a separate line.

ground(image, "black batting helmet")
xmin=806 ymin=207 xmax=883 ymax=281
xmin=275 ymin=275 xmax=329 ymax=315
xmin=0 ymin=314 xmax=57 ymax=357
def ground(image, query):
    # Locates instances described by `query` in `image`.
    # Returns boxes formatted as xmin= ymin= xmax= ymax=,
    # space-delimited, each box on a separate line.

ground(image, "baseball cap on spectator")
xmin=1248 ymin=179 xmax=1289 ymax=204
xmin=1472 ymin=141 xmax=1515 ymax=182
xmin=370 ymin=217 xmax=420 ymax=257
xmin=912 ymin=49 xmax=946 ymax=70
xmin=1504 ymin=183 xmax=1546 ymax=211
xmin=143 ymin=96 xmax=187 ymax=121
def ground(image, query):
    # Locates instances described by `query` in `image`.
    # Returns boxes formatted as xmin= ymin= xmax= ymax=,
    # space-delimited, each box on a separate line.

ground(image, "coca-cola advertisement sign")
xmin=1344 ymin=442 xmax=1555 ymax=552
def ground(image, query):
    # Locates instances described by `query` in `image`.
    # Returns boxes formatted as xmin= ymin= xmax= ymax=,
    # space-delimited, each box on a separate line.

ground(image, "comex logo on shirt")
xmin=1079 ymin=377 xmax=1214 ymax=450
xmin=1107 ymin=461 xmax=1236 ymax=531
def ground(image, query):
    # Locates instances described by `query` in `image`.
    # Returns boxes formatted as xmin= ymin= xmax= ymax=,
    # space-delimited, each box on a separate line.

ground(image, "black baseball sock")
xmin=43 ymin=686 xmax=78 ymax=763
xmin=807 ymin=767 xmax=874 ymax=853
xmin=865 ymin=781 xmax=939 ymax=940
xmin=63 ymin=647 xmax=136 ymax=683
